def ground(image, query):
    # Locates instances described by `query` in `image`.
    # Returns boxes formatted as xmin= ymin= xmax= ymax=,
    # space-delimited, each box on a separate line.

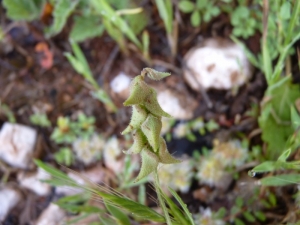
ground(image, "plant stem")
xmin=154 ymin=170 xmax=172 ymax=225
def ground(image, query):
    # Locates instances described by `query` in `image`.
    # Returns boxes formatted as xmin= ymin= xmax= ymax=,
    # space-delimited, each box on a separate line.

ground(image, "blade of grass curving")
xmin=91 ymin=0 xmax=142 ymax=49
xmin=155 ymin=0 xmax=173 ymax=34
xmin=162 ymin=192 xmax=191 ymax=225
xmin=104 ymin=200 xmax=131 ymax=225
xmin=34 ymin=159 xmax=74 ymax=184
xmin=35 ymin=160 xmax=165 ymax=223
xmin=95 ymin=190 xmax=165 ymax=223
xmin=168 ymin=188 xmax=195 ymax=225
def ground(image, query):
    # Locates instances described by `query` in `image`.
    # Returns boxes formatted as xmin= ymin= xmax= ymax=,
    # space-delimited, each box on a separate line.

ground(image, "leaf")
xmin=280 ymin=1 xmax=291 ymax=20
xmin=234 ymin=218 xmax=245 ymax=225
xmin=91 ymin=0 xmax=142 ymax=49
xmin=191 ymin=11 xmax=201 ymax=27
xmin=70 ymin=15 xmax=104 ymax=42
xmin=3 ymin=0 xmax=44 ymax=21
xmin=104 ymin=201 xmax=131 ymax=225
xmin=243 ymin=211 xmax=256 ymax=222
xmin=259 ymin=77 xmax=300 ymax=159
xmin=178 ymin=1 xmax=194 ymax=13
xmin=277 ymin=149 xmax=291 ymax=162
xmin=260 ymin=173 xmax=300 ymax=186
xmin=46 ymin=0 xmax=79 ymax=37
xmin=291 ymin=105 xmax=300 ymax=130
xmin=168 ymin=188 xmax=195 ymax=225
xmin=154 ymin=0 xmax=173 ymax=34
xmin=34 ymin=159 xmax=75 ymax=185
xmin=250 ymin=161 xmax=278 ymax=174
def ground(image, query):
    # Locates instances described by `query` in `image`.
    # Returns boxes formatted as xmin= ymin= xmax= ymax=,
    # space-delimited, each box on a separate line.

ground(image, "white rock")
xmin=18 ymin=168 xmax=51 ymax=196
xmin=110 ymin=72 xmax=131 ymax=94
xmin=103 ymin=137 xmax=123 ymax=174
xmin=0 ymin=122 xmax=37 ymax=168
xmin=0 ymin=188 xmax=21 ymax=221
xmin=184 ymin=38 xmax=251 ymax=90
xmin=157 ymin=90 xmax=194 ymax=120
xmin=35 ymin=203 xmax=66 ymax=225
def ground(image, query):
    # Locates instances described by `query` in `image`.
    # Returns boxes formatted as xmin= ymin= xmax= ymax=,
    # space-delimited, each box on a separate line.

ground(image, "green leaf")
xmin=280 ymin=2 xmax=291 ymax=20
xmin=191 ymin=11 xmax=201 ymax=27
xmin=54 ymin=147 xmax=74 ymax=166
xmin=260 ymin=173 xmax=300 ymax=186
xmin=30 ymin=113 xmax=51 ymax=127
xmin=259 ymin=77 xmax=300 ymax=159
xmin=254 ymin=211 xmax=266 ymax=222
xmin=168 ymin=188 xmax=196 ymax=225
xmin=104 ymin=201 xmax=131 ymax=225
xmin=70 ymin=15 xmax=104 ymax=42
xmin=178 ymin=1 xmax=194 ymax=13
xmin=155 ymin=0 xmax=173 ymax=34
xmin=235 ymin=196 xmax=244 ymax=208
xmin=291 ymin=105 xmax=300 ymax=130
xmin=250 ymin=161 xmax=278 ymax=174
xmin=234 ymin=218 xmax=245 ymax=225
xmin=34 ymin=159 xmax=75 ymax=185
xmin=3 ymin=0 xmax=44 ymax=21
xmin=243 ymin=211 xmax=256 ymax=222
xmin=277 ymin=149 xmax=291 ymax=162
xmin=46 ymin=0 xmax=79 ymax=37
xmin=91 ymin=0 xmax=142 ymax=49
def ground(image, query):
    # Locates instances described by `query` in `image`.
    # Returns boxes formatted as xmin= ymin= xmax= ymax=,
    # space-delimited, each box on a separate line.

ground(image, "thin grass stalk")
xmin=154 ymin=170 xmax=172 ymax=225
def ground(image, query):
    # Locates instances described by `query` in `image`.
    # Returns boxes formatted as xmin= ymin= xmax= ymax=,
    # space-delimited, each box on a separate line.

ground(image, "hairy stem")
xmin=154 ymin=170 xmax=172 ymax=225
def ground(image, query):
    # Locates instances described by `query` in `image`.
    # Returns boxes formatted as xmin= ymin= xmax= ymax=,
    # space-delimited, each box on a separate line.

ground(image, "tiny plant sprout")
xmin=122 ymin=68 xmax=180 ymax=182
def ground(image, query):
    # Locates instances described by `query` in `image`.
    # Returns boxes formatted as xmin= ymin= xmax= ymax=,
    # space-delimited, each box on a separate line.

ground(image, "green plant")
xmin=65 ymin=41 xmax=117 ymax=112
xmin=154 ymin=0 xmax=177 ymax=57
xmin=54 ymin=147 xmax=74 ymax=166
xmin=231 ymin=6 xmax=257 ymax=38
xmin=233 ymin=0 xmax=300 ymax=159
xmin=3 ymin=0 xmax=45 ymax=21
xmin=30 ymin=112 xmax=51 ymax=127
xmin=179 ymin=0 xmax=220 ymax=27
xmin=121 ymin=68 xmax=180 ymax=182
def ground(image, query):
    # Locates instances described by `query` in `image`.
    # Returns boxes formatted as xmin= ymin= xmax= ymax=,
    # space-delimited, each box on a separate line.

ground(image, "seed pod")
xmin=141 ymin=114 xmax=162 ymax=152
xmin=123 ymin=129 xmax=147 ymax=154
xmin=135 ymin=145 xmax=159 ymax=182
xmin=121 ymin=105 xmax=148 ymax=135
xmin=123 ymin=75 xmax=152 ymax=106
xmin=158 ymin=137 xmax=181 ymax=164
xmin=143 ymin=89 xmax=172 ymax=118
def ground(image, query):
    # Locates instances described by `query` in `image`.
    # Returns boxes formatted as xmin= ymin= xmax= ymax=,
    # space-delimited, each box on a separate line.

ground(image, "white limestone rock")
xmin=0 ymin=122 xmax=37 ymax=169
xmin=35 ymin=203 xmax=66 ymax=225
xmin=0 ymin=188 xmax=21 ymax=222
xmin=184 ymin=38 xmax=251 ymax=90
xmin=18 ymin=168 xmax=51 ymax=196
xmin=110 ymin=72 xmax=131 ymax=99
xmin=157 ymin=90 xmax=193 ymax=120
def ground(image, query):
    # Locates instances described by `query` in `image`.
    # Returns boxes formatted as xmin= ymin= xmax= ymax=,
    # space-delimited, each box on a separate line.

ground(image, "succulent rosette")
xmin=122 ymin=68 xmax=180 ymax=181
